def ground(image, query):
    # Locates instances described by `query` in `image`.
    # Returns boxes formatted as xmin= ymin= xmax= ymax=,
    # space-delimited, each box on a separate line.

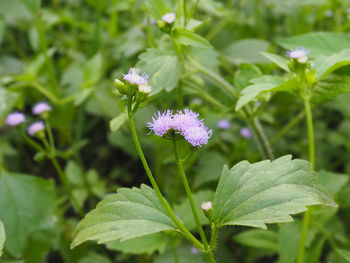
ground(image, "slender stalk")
xmin=127 ymin=112 xmax=204 ymax=250
xmin=297 ymin=99 xmax=315 ymax=263
xmin=183 ymin=0 xmax=188 ymax=26
xmin=172 ymin=140 xmax=215 ymax=263
xmin=50 ymin=157 xmax=83 ymax=216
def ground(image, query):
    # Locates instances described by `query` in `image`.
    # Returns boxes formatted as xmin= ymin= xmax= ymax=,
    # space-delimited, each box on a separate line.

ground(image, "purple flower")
xmin=6 ymin=112 xmax=26 ymax=126
xmin=287 ymin=48 xmax=309 ymax=59
xmin=217 ymin=119 xmax=231 ymax=129
xmin=32 ymin=102 xmax=52 ymax=115
xmin=191 ymin=246 xmax=199 ymax=255
xmin=27 ymin=121 xmax=45 ymax=136
xmin=183 ymin=125 xmax=212 ymax=147
xmin=147 ymin=110 xmax=174 ymax=136
xmin=162 ymin=13 xmax=176 ymax=24
xmin=240 ymin=127 xmax=252 ymax=139
xmin=147 ymin=109 xmax=212 ymax=147
xmin=172 ymin=109 xmax=203 ymax=132
xmin=123 ymin=68 xmax=149 ymax=86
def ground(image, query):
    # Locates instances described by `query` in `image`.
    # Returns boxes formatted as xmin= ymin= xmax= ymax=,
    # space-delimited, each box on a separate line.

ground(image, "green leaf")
xmin=19 ymin=0 xmax=41 ymax=14
xmin=174 ymin=190 xmax=214 ymax=231
xmin=137 ymin=48 xmax=181 ymax=93
xmin=223 ymin=39 xmax=270 ymax=64
xmin=109 ymin=113 xmax=128 ymax=132
xmin=0 ymin=220 xmax=5 ymax=257
xmin=313 ymin=49 xmax=350 ymax=79
xmin=83 ymin=53 xmax=103 ymax=87
xmin=0 ymin=88 xmax=19 ymax=119
xmin=0 ymin=172 xmax=56 ymax=257
xmin=154 ymin=245 xmax=206 ymax=263
xmin=233 ymin=229 xmax=278 ymax=251
xmin=144 ymin=0 xmax=170 ymax=20
xmin=318 ymin=170 xmax=349 ymax=196
xmin=261 ymin=52 xmax=290 ymax=72
xmin=336 ymin=248 xmax=350 ymax=262
xmin=106 ymin=233 xmax=169 ymax=255
xmin=235 ymin=76 xmax=296 ymax=111
xmin=278 ymin=221 xmax=301 ymax=263
xmin=233 ymin=64 xmax=263 ymax=92
xmin=212 ymin=155 xmax=336 ymax=229
xmin=71 ymin=184 xmax=178 ymax=248
xmin=278 ymin=32 xmax=350 ymax=56
xmin=173 ymin=28 xmax=212 ymax=48
xmin=311 ymin=75 xmax=350 ymax=105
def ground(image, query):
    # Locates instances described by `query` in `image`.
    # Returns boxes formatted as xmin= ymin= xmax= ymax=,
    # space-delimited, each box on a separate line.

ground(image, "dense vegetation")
xmin=1 ymin=0 xmax=350 ymax=262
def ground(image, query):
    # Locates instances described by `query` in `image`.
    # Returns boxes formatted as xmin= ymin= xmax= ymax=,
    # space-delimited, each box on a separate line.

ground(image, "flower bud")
xmin=138 ymin=84 xmax=152 ymax=94
xmin=114 ymin=78 xmax=128 ymax=95
xmin=201 ymin=201 xmax=213 ymax=220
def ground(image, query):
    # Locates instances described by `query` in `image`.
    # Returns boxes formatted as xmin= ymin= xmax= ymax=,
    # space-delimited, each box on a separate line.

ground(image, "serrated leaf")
xmin=212 ymin=155 xmax=336 ymax=229
xmin=109 ymin=113 xmax=128 ymax=132
xmin=106 ymin=232 xmax=169 ymax=255
xmin=137 ymin=48 xmax=181 ymax=93
xmin=173 ymin=28 xmax=212 ymax=48
xmin=233 ymin=229 xmax=278 ymax=251
xmin=0 ymin=220 xmax=5 ymax=257
xmin=235 ymin=76 xmax=296 ymax=111
xmin=71 ymin=184 xmax=178 ymax=248
xmin=311 ymin=75 xmax=350 ymax=105
xmin=278 ymin=32 xmax=350 ymax=56
xmin=0 ymin=172 xmax=56 ymax=257
xmin=313 ymin=49 xmax=350 ymax=79
xmin=261 ymin=52 xmax=290 ymax=72
xmin=224 ymin=39 xmax=270 ymax=64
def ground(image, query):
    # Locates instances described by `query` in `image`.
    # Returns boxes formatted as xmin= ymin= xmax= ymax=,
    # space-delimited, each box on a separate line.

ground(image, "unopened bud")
xmin=138 ymin=84 xmax=152 ymax=94
xmin=297 ymin=56 xmax=308 ymax=64
xmin=114 ymin=78 xmax=128 ymax=94
xmin=201 ymin=201 xmax=212 ymax=211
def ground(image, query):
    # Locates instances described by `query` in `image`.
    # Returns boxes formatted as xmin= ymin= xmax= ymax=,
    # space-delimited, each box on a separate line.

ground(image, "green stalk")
xmin=183 ymin=0 xmax=188 ymax=26
xmin=127 ymin=110 xmax=204 ymax=250
xmin=173 ymin=140 xmax=215 ymax=263
xmin=297 ymin=99 xmax=315 ymax=263
xmin=50 ymin=157 xmax=83 ymax=216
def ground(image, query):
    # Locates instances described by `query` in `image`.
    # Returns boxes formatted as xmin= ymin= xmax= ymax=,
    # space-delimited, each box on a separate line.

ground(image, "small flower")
xmin=138 ymin=84 xmax=152 ymax=94
xmin=32 ymin=102 xmax=51 ymax=115
xmin=143 ymin=17 xmax=156 ymax=25
xmin=287 ymin=48 xmax=309 ymax=59
xmin=5 ymin=112 xmax=26 ymax=126
xmin=147 ymin=110 xmax=174 ymax=136
xmin=172 ymin=109 xmax=203 ymax=133
xmin=27 ymin=121 xmax=45 ymax=136
xmin=240 ymin=127 xmax=252 ymax=139
xmin=201 ymin=201 xmax=212 ymax=211
xmin=182 ymin=125 xmax=212 ymax=147
xmin=123 ymin=68 xmax=149 ymax=86
xmin=191 ymin=246 xmax=199 ymax=255
xmin=162 ymin=13 xmax=176 ymax=24
xmin=191 ymin=98 xmax=202 ymax=105
xmin=217 ymin=119 xmax=231 ymax=130
xmin=325 ymin=10 xmax=333 ymax=17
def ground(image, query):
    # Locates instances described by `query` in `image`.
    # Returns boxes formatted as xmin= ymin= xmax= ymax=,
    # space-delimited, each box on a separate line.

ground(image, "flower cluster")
xmin=287 ymin=47 xmax=309 ymax=64
xmin=5 ymin=102 xmax=51 ymax=136
xmin=147 ymin=109 xmax=212 ymax=147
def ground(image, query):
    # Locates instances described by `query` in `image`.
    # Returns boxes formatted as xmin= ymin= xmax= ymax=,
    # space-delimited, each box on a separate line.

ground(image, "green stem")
xmin=172 ymin=140 xmax=215 ymax=263
xmin=127 ymin=112 xmax=204 ymax=250
xmin=183 ymin=0 xmax=188 ymax=26
xmin=50 ymin=157 xmax=84 ymax=216
xmin=297 ymin=99 xmax=315 ymax=263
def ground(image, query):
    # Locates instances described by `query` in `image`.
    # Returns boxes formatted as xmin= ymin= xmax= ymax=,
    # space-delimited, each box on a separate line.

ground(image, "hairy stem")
xmin=127 ymin=111 xmax=203 ymax=250
xmin=297 ymin=99 xmax=315 ymax=263
xmin=173 ymin=140 xmax=215 ymax=263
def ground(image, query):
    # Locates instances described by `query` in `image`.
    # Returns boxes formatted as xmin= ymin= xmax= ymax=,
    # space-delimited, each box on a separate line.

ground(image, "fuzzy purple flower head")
xmin=287 ymin=48 xmax=309 ymax=59
xmin=27 ymin=121 xmax=45 ymax=136
xmin=217 ymin=119 xmax=231 ymax=130
xmin=148 ymin=109 xmax=212 ymax=147
xmin=32 ymin=102 xmax=52 ymax=115
xmin=240 ymin=127 xmax=252 ymax=139
xmin=123 ymin=68 xmax=149 ymax=86
xmin=6 ymin=112 xmax=26 ymax=126
xmin=162 ymin=13 xmax=176 ymax=24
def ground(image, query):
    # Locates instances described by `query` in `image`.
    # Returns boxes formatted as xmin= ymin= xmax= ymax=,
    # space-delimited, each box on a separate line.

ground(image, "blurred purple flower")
xmin=27 ymin=121 xmax=45 ymax=136
xmin=217 ymin=119 xmax=231 ymax=129
xmin=6 ymin=112 xmax=25 ymax=126
xmin=123 ymin=68 xmax=149 ymax=86
xmin=191 ymin=246 xmax=199 ymax=255
xmin=143 ymin=17 xmax=155 ymax=25
xmin=287 ymin=48 xmax=309 ymax=59
xmin=32 ymin=102 xmax=52 ymax=115
xmin=148 ymin=109 xmax=212 ymax=147
xmin=240 ymin=127 xmax=252 ymax=139
xmin=162 ymin=13 xmax=176 ymax=24
xmin=325 ymin=10 xmax=333 ymax=17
